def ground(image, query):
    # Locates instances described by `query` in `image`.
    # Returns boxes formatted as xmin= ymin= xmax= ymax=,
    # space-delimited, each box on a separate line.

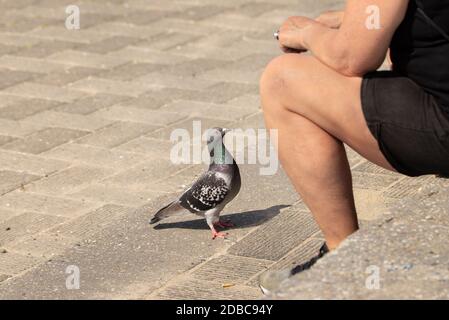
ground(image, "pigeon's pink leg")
xmin=211 ymin=227 xmax=228 ymax=240
xmin=214 ymin=219 xmax=234 ymax=228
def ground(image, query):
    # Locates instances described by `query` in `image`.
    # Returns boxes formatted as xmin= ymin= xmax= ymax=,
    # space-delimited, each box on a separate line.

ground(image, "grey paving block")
xmin=21 ymin=111 xmax=113 ymax=132
xmin=0 ymin=274 xmax=10 ymax=283
xmin=33 ymin=66 xmax=101 ymax=87
xmin=191 ymin=82 xmax=259 ymax=104
xmin=0 ymin=98 xmax=60 ymax=120
xmin=0 ymin=150 xmax=68 ymax=176
xmin=91 ymin=105 xmax=186 ymax=126
xmin=0 ymin=251 xmax=41 ymax=275
xmin=147 ymin=117 xmax=231 ymax=141
xmin=192 ymin=254 xmax=272 ymax=284
xmin=157 ymin=57 xmax=228 ymax=77
xmin=0 ymin=191 xmax=100 ymax=218
xmin=0 ymin=208 xmax=20 ymax=224
xmin=48 ymin=204 xmax=133 ymax=240
xmin=42 ymin=143 xmax=151 ymax=169
xmin=67 ymin=184 xmax=159 ymax=208
xmin=114 ymin=137 xmax=173 ymax=156
xmin=26 ymin=165 xmax=114 ymax=195
xmin=383 ymin=175 xmax=436 ymax=199
xmin=102 ymin=160 xmax=183 ymax=189
xmin=153 ymin=278 xmax=262 ymax=300
xmin=0 ymin=135 xmax=15 ymax=146
xmin=0 ymin=170 xmax=40 ymax=195
xmin=5 ymin=233 xmax=78 ymax=259
xmin=169 ymin=5 xmax=229 ymax=21
xmin=14 ymin=40 xmax=78 ymax=58
xmin=2 ymin=82 xmax=86 ymax=102
xmin=352 ymin=171 xmax=400 ymax=190
xmin=120 ymin=88 xmax=201 ymax=110
xmin=0 ymin=212 xmax=66 ymax=246
xmin=55 ymin=93 xmax=130 ymax=115
xmin=68 ymin=77 xmax=153 ymax=97
xmin=141 ymin=32 xmax=202 ymax=51
xmin=96 ymin=62 xmax=162 ymax=81
xmin=0 ymin=127 xmax=90 ymax=154
xmin=76 ymin=36 xmax=140 ymax=54
xmin=0 ymin=69 xmax=39 ymax=90
xmin=228 ymin=206 xmax=319 ymax=261
xmin=47 ymin=50 xmax=128 ymax=69
xmin=76 ymin=121 xmax=159 ymax=148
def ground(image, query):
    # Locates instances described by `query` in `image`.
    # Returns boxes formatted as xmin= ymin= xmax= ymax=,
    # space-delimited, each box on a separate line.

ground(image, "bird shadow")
xmin=153 ymin=204 xmax=290 ymax=231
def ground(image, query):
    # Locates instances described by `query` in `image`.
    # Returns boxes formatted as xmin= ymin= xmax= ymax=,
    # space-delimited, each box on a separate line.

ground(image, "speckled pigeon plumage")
xmin=149 ymin=128 xmax=241 ymax=239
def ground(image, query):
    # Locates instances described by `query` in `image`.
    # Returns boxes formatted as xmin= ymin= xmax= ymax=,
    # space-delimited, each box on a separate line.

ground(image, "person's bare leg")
xmin=260 ymin=54 xmax=396 ymax=250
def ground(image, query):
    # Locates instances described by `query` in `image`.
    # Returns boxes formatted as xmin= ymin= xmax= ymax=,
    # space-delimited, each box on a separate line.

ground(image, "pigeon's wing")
xmin=179 ymin=172 xmax=229 ymax=213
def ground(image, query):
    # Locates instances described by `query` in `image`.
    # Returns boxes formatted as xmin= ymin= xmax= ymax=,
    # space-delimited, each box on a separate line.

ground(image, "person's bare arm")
xmin=278 ymin=0 xmax=409 ymax=77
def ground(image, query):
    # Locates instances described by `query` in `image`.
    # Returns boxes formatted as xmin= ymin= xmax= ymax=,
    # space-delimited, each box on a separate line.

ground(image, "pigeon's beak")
xmin=222 ymin=128 xmax=232 ymax=136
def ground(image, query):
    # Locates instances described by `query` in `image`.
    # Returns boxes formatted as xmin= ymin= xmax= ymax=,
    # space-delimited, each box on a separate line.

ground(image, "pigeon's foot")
xmin=211 ymin=230 xmax=228 ymax=240
xmin=213 ymin=219 xmax=234 ymax=229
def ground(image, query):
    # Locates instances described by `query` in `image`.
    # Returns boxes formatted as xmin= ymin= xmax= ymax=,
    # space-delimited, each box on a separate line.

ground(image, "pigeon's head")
xmin=205 ymin=127 xmax=231 ymax=151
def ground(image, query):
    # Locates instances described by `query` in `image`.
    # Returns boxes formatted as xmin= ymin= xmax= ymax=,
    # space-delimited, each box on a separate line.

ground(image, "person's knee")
xmin=260 ymin=54 xmax=309 ymax=112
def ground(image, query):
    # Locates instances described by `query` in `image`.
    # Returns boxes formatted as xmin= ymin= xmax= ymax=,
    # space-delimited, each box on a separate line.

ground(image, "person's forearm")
xmin=302 ymin=23 xmax=385 ymax=77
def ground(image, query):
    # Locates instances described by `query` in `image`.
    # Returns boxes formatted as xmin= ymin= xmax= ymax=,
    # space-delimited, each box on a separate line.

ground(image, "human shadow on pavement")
xmin=152 ymin=204 xmax=290 ymax=231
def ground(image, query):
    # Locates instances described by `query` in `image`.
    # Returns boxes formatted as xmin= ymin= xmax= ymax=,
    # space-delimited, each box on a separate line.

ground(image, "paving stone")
xmin=161 ymin=100 xmax=256 ymax=121
xmin=0 ymin=33 xmax=42 ymax=47
xmin=49 ymin=204 xmax=134 ymax=239
xmin=383 ymin=175 xmax=436 ymax=199
xmin=191 ymin=82 xmax=259 ymax=103
xmin=236 ymin=2 xmax=280 ymax=17
xmin=68 ymin=77 xmax=153 ymax=97
xmin=228 ymin=206 xmax=319 ymax=261
xmin=47 ymin=50 xmax=128 ymax=69
xmin=352 ymin=171 xmax=400 ymax=190
xmin=0 ymin=251 xmax=41 ymax=275
xmin=199 ymin=68 xmax=262 ymax=84
xmin=192 ymin=254 xmax=272 ymax=284
xmin=0 ymin=127 xmax=90 ymax=154
xmin=0 ymin=170 xmax=40 ymax=195
xmin=121 ymin=10 xmax=170 ymax=25
xmin=0 ymin=212 xmax=66 ymax=246
xmin=76 ymin=121 xmax=159 ymax=148
xmin=120 ymin=88 xmax=201 ymax=110
xmin=153 ymin=278 xmax=261 ymax=300
xmin=34 ymin=66 xmax=101 ymax=86
xmin=5 ymin=233 xmax=77 ymax=259
xmin=102 ymin=160 xmax=183 ymax=189
xmin=0 ymin=94 xmax=28 ymax=108
xmin=67 ymin=184 xmax=159 ymax=208
xmin=21 ymin=111 xmax=113 ymax=132
xmin=0 ymin=55 xmax=66 ymax=73
xmin=29 ymin=26 xmax=109 ymax=44
xmin=0 ymin=191 xmax=100 ymax=218
xmin=2 ymin=82 xmax=86 ymax=102
xmin=14 ymin=40 xmax=78 ymax=58
xmin=89 ymin=22 xmax=162 ymax=39
xmin=55 ymin=93 xmax=130 ymax=115
xmin=0 ymin=69 xmax=39 ymax=90
xmin=96 ymin=62 xmax=162 ymax=81
xmin=157 ymin=58 xmax=229 ymax=77
xmin=0 ymin=118 xmax=49 ymax=138
xmin=76 ymin=36 xmax=141 ymax=54
xmin=0 ymin=150 xmax=68 ymax=176
xmin=0 ymin=274 xmax=10 ymax=283
xmin=0 ymin=98 xmax=60 ymax=120
xmin=0 ymin=208 xmax=20 ymax=224
xmin=107 ymin=46 xmax=189 ymax=64
xmin=91 ymin=105 xmax=186 ymax=126
xmin=0 ymin=135 xmax=15 ymax=146
xmin=42 ymin=143 xmax=151 ymax=169
xmin=114 ymin=137 xmax=174 ymax=156
xmin=136 ymin=72 xmax=217 ymax=91
xmin=170 ymin=5 xmax=229 ymax=21
xmin=26 ymin=165 xmax=114 ymax=195
xmin=147 ymin=117 xmax=231 ymax=141
xmin=141 ymin=31 xmax=202 ymax=51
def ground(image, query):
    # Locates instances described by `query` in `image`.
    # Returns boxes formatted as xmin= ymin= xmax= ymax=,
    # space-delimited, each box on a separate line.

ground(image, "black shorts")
xmin=361 ymin=71 xmax=449 ymax=177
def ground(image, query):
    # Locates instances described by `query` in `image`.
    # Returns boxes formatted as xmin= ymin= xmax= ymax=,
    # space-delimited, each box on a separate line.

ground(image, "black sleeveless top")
xmin=390 ymin=0 xmax=449 ymax=114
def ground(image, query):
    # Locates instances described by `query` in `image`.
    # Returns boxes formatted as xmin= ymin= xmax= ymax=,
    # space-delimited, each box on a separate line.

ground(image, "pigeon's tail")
xmin=149 ymin=201 xmax=184 ymax=224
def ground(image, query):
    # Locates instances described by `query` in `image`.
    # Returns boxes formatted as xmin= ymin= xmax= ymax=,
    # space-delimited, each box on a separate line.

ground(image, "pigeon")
xmin=150 ymin=127 xmax=241 ymax=239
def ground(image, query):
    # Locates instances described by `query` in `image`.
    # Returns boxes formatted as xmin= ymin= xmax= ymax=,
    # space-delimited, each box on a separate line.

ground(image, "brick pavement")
xmin=0 ymin=0 xmax=431 ymax=299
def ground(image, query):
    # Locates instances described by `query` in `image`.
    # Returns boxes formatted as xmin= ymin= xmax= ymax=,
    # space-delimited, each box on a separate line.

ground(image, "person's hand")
xmin=278 ymin=16 xmax=317 ymax=53
xmin=315 ymin=10 xmax=344 ymax=29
